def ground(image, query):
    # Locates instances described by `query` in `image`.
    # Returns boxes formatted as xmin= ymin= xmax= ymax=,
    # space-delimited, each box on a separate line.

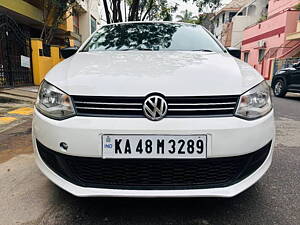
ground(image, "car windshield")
xmin=82 ymin=23 xmax=225 ymax=52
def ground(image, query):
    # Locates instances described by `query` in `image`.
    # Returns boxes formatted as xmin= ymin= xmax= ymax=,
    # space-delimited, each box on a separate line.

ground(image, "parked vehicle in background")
xmin=271 ymin=61 xmax=300 ymax=97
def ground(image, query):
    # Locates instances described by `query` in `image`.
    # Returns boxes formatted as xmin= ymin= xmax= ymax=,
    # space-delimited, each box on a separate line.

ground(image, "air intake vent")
xmin=37 ymin=140 xmax=271 ymax=190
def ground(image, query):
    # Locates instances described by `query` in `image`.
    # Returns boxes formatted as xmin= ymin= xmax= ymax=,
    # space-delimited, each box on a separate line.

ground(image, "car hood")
xmin=46 ymin=51 xmax=263 ymax=96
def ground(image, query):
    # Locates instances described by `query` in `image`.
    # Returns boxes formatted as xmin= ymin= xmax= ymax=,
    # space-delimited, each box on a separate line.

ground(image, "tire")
xmin=273 ymin=79 xmax=287 ymax=97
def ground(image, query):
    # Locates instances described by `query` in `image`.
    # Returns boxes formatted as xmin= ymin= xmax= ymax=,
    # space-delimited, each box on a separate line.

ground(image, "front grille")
xmin=37 ymin=140 xmax=271 ymax=190
xmin=72 ymin=95 xmax=239 ymax=118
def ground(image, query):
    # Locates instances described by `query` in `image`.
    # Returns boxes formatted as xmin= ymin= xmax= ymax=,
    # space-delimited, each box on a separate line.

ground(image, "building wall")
xmin=0 ymin=0 xmax=43 ymax=23
xmin=287 ymin=20 xmax=300 ymax=40
xmin=213 ymin=11 xmax=233 ymax=40
xmin=78 ymin=11 xmax=90 ymax=44
xmin=241 ymin=9 xmax=300 ymax=79
xmin=78 ymin=0 xmax=101 ymax=44
xmin=0 ymin=0 xmax=100 ymax=86
xmin=31 ymin=39 xmax=63 ymax=85
xmin=231 ymin=0 xmax=268 ymax=48
xmin=90 ymin=0 xmax=101 ymax=22
xmin=231 ymin=16 xmax=253 ymax=47
xmin=268 ymin=0 xmax=299 ymax=17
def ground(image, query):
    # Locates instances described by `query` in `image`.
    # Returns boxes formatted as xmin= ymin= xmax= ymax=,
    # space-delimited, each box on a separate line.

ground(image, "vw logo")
xmin=143 ymin=95 xmax=168 ymax=121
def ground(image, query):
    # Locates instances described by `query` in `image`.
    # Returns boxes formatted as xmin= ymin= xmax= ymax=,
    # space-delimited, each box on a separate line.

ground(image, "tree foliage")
xmin=176 ymin=10 xmax=197 ymax=23
xmin=40 ymin=0 xmax=76 ymax=44
xmin=84 ymin=23 xmax=180 ymax=51
xmin=192 ymin=0 xmax=221 ymax=13
xmin=102 ymin=0 xmax=178 ymax=24
xmin=102 ymin=0 xmax=220 ymax=24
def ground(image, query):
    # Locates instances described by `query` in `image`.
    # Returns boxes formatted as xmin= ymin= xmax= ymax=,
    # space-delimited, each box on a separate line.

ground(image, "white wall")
xmin=213 ymin=11 xmax=231 ymax=41
xmin=231 ymin=0 xmax=268 ymax=48
xmin=90 ymin=0 xmax=101 ymax=22
xmin=78 ymin=0 xmax=101 ymax=44
xmin=231 ymin=16 xmax=253 ymax=47
xmin=79 ymin=10 xmax=90 ymax=43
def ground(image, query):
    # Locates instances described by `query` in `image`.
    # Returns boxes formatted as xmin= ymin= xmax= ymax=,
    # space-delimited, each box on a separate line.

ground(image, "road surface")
xmin=0 ymin=95 xmax=299 ymax=225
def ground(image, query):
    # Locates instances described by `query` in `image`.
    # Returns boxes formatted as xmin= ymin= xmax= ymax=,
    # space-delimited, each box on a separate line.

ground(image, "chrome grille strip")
xmin=72 ymin=95 xmax=239 ymax=118
xmin=76 ymin=107 xmax=141 ymax=111
xmin=168 ymin=102 xmax=236 ymax=106
xmin=168 ymin=107 xmax=235 ymax=111
xmin=74 ymin=101 xmax=142 ymax=106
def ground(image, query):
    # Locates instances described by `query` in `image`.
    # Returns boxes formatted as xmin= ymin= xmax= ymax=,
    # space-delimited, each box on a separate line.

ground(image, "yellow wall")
xmin=287 ymin=20 xmax=300 ymax=40
xmin=67 ymin=16 xmax=75 ymax=46
xmin=31 ymin=39 xmax=63 ymax=85
xmin=59 ymin=14 xmax=74 ymax=32
xmin=0 ymin=0 xmax=43 ymax=22
xmin=58 ymin=13 xmax=75 ymax=46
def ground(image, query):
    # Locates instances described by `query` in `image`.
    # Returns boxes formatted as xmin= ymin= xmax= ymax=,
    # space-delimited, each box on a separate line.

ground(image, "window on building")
xmin=244 ymin=52 xmax=249 ymax=63
xmin=73 ymin=11 xmax=80 ymax=34
xmin=90 ymin=16 xmax=97 ymax=34
xmin=222 ymin=13 xmax=225 ymax=23
xmin=216 ymin=17 xmax=219 ymax=27
xmin=229 ymin=12 xmax=236 ymax=22
xmin=258 ymin=49 xmax=266 ymax=62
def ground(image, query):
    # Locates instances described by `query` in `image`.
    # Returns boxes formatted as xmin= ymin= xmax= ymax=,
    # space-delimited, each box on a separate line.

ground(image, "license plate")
xmin=102 ymin=135 xmax=207 ymax=159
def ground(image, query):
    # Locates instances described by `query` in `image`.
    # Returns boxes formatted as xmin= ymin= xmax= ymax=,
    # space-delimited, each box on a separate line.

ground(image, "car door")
xmin=289 ymin=64 xmax=300 ymax=91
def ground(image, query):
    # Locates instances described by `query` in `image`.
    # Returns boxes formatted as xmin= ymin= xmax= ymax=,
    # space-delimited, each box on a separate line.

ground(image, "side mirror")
xmin=227 ymin=47 xmax=241 ymax=59
xmin=292 ymin=62 xmax=300 ymax=69
xmin=60 ymin=47 xmax=79 ymax=59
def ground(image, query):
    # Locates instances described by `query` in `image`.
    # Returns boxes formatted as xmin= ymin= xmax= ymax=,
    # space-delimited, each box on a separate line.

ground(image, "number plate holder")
xmin=102 ymin=135 xmax=207 ymax=159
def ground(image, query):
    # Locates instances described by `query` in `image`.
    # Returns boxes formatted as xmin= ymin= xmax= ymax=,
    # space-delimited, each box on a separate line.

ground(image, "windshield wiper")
xmin=120 ymin=47 xmax=153 ymax=51
xmin=192 ymin=49 xmax=214 ymax=52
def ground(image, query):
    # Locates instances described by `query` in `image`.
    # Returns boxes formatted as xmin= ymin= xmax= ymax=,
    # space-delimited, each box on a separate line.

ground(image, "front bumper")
xmin=33 ymin=109 xmax=275 ymax=197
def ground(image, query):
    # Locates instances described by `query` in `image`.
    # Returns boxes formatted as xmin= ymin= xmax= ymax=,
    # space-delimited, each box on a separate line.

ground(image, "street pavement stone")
xmin=0 ymin=117 xmax=17 ymax=124
xmin=8 ymin=107 xmax=34 ymax=116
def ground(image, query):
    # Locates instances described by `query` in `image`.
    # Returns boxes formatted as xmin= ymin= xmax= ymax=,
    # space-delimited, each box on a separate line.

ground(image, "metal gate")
xmin=0 ymin=14 xmax=33 ymax=87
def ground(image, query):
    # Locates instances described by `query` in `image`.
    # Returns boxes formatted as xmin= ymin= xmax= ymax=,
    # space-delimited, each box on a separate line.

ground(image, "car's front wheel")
xmin=273 ymin=79 xmax=287 ymax=97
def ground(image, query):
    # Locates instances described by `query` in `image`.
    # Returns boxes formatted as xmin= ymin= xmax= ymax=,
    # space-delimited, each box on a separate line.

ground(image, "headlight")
xmin=235 ymin=81 xmax=272 ymax=120
xmin=36 ymin=81 xmax=75 ymax=120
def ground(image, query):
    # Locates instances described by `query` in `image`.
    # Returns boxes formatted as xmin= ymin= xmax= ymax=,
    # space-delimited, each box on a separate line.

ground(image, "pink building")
xmin=241 ymin=0 xmax=300 ymax=80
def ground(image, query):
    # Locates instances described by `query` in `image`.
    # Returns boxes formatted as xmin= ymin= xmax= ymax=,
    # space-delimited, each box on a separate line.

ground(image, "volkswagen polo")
xmin=33 ymin=22 xmax=275 ymax=197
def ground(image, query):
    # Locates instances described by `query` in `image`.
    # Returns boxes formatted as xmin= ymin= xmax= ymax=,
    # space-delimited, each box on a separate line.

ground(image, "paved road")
xmin=0 ymin=95 xmax=299 ymax=225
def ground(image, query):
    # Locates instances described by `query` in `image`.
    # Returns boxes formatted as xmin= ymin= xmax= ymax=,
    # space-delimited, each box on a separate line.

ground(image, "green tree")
xmin=40 ymin=0 xmax=76 ymax=44
xmin=102 ymin=0 xmax=178 ymax=23
xmin=102 ymin=0 xmax=221 ymax=24
xmin=195 ymin=0 xmax=221 ymax=13
xmin=175 ymin=10 xmax=197 ymax=23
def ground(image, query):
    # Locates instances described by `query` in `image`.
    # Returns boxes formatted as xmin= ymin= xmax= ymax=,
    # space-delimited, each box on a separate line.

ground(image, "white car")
xmin=33 ymin=22 xmax=275 ymax=197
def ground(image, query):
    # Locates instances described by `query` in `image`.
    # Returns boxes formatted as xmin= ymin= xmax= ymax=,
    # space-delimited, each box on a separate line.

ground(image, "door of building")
xmin=0 ymin=14 xmax=33 ymax=87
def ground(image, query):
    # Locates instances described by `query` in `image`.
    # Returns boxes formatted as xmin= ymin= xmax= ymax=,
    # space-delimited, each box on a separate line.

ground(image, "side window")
xmin=73 ymin=11 xmax=80 ymax=34
xmin=229 ymin=12 xmax=236 ymax=22
xmin=258 ymin=49 xmax=265 ymax=62
xmin=90 ymin=16 xmax=97 ymax=34
xmin=244 ymin=52 xmax=249 ymax=63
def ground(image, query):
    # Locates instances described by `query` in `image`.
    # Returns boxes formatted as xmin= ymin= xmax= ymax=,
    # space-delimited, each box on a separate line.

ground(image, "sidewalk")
xmin=0 ymin=86 xmax=38 ymax=101
xmin=0 ymin=86 xmax=38 ymax=133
